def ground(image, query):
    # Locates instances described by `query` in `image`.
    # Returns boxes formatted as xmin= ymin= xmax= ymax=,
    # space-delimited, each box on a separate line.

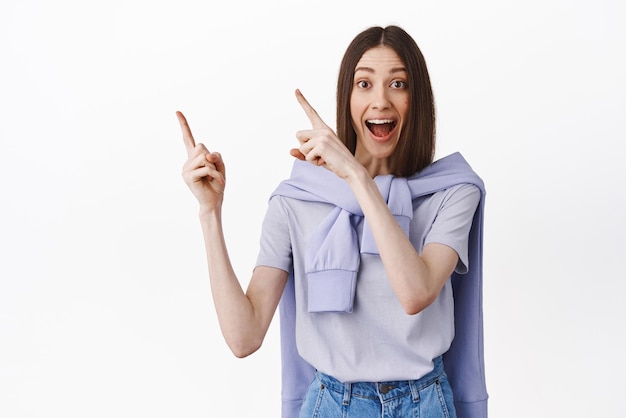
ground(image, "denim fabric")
xmin=299 ymin=357 xmax=456 ymax=418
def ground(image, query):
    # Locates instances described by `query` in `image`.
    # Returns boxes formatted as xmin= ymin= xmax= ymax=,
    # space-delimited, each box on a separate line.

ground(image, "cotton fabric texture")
xmin=259 ymin=181 xmax=478 ymax=383
xmin=256 ymin=152 xmax=488 ymax=418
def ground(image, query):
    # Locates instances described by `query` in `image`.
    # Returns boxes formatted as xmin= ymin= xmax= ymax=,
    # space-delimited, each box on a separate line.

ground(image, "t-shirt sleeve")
xmin=424 ymin=183 xmax=480 ymax=274
xmin=255 ymin=195 xmax=292 ymax=273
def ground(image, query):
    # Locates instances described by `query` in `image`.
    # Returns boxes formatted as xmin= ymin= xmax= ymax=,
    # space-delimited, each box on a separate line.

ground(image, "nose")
xmin=371 ymin=85 xmax=391 ymax=110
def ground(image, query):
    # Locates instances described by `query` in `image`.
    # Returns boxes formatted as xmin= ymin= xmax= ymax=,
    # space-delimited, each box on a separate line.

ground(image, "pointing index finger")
xmin=176 ymin=111 xmax=197 ymax=155
xmin=295 ymin=89 xmax=329 ymax=130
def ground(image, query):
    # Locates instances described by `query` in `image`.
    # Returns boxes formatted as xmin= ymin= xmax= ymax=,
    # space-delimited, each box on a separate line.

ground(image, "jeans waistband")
xmin=315 ymin=356 xmax=445 ymax=404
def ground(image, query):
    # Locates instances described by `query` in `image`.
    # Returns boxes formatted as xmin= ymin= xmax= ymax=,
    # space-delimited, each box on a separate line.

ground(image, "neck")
xmin=355 ymin=153 xmax=392 ymax=178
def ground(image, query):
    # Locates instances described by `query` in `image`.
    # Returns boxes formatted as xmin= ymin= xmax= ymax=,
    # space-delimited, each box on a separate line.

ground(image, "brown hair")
xmin=336 ymin=25 xmax=436 ymax=177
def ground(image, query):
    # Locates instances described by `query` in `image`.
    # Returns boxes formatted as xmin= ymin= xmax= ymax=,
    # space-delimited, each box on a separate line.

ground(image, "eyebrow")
xmin=354 ymin=66 xmax=407 ymax=74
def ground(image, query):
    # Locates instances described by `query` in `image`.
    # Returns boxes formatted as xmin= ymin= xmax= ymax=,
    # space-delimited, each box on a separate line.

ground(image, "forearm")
xmin=198 ymin=206 xmax=263 ymax=357
xmin=346 ymin=169 xmax=439 ymax=314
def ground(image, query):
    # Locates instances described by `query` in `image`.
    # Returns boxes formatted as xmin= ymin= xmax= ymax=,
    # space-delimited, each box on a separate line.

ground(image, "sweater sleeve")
xmin=279 ymin=273 xmax=315 ymax=417
xmin=443 ymin=186 xmax=489 ymax=418
xmin=256 ymin=195 xmax=316 ymax=417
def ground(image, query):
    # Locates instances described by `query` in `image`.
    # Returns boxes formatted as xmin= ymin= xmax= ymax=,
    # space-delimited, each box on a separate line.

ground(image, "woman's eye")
xmin=357 ymin=80 xmax=370 ymax=88
xmin=391 ymin=80 xmax=407 ymax=89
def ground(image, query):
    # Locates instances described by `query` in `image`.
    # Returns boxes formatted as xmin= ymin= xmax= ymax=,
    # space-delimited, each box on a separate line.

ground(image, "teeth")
xmin=367 ymin=119 xmax=394 ymax=124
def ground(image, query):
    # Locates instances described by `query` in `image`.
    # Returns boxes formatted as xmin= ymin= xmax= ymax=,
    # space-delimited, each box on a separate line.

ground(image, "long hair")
xmin=336 ymin=25 xmax=436 ymax=177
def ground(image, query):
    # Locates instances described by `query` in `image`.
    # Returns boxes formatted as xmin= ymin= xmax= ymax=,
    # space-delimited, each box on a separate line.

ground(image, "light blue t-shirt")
xmin=256 ymin=183 xmax=480 ymax=383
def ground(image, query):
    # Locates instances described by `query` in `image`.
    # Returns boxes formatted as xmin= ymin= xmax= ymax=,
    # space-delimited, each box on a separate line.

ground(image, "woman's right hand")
xmin=177 ymin=111 xmax=226 ymax=210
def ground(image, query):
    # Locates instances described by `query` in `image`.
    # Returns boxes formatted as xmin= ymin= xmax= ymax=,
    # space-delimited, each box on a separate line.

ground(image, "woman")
xmin=178 ymin=25 xmax=487 ymax=418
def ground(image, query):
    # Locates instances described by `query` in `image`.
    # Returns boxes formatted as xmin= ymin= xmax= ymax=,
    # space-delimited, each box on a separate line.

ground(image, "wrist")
xmin=198 ymin=203 xmax=222 ymax=219
xmin=344 ymin=163 xmax=371 ymax=186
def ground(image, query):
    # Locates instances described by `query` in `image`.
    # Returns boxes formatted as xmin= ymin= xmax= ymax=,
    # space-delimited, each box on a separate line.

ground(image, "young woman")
xmin=178 ymin=25 xmax=487 ymax=418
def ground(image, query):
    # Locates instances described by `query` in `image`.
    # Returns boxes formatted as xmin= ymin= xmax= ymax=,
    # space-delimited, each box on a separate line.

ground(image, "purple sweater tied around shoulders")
xmin=269 ymin=152 xmax=488 ymax=418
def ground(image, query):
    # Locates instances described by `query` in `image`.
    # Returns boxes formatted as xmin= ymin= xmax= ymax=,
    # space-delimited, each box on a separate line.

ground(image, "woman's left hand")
xmin=291 ymin=89 xmax=360 ymax=180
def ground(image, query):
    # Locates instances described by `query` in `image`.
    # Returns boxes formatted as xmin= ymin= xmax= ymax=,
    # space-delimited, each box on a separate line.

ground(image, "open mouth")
xmin=366 ymin=119 xmax=397 ymax=138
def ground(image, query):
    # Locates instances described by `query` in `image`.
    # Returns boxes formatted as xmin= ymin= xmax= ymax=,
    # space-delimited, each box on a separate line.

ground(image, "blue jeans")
xmin=299 ymin=357 xmax=456 ymax=418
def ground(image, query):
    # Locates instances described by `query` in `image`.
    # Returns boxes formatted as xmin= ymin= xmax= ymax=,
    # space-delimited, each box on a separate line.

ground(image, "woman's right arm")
xmin=177 ymin=111 xmax=288 ymax=358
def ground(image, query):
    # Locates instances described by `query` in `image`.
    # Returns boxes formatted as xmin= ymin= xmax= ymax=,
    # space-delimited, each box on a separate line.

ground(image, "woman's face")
xmin=350 ymin=45 xmax=410 ymax=175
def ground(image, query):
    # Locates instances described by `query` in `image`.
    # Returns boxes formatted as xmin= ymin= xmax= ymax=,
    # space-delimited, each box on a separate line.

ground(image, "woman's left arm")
xmin=347 ymin=173 xmax=459 ymax=315
xmin=292 ymin=89 xmax=465 ymax=315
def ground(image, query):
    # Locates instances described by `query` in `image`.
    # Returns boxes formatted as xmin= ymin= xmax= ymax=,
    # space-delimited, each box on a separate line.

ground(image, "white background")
xmin=1 ymin=0 xmax=624 ymax=416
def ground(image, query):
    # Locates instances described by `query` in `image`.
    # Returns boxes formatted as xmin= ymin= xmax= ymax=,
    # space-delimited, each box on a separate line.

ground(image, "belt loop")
xmin=343 ymin=382 xmax=352 ymax=405
xmin=409 ymin=380 xmax=420 ymax=403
